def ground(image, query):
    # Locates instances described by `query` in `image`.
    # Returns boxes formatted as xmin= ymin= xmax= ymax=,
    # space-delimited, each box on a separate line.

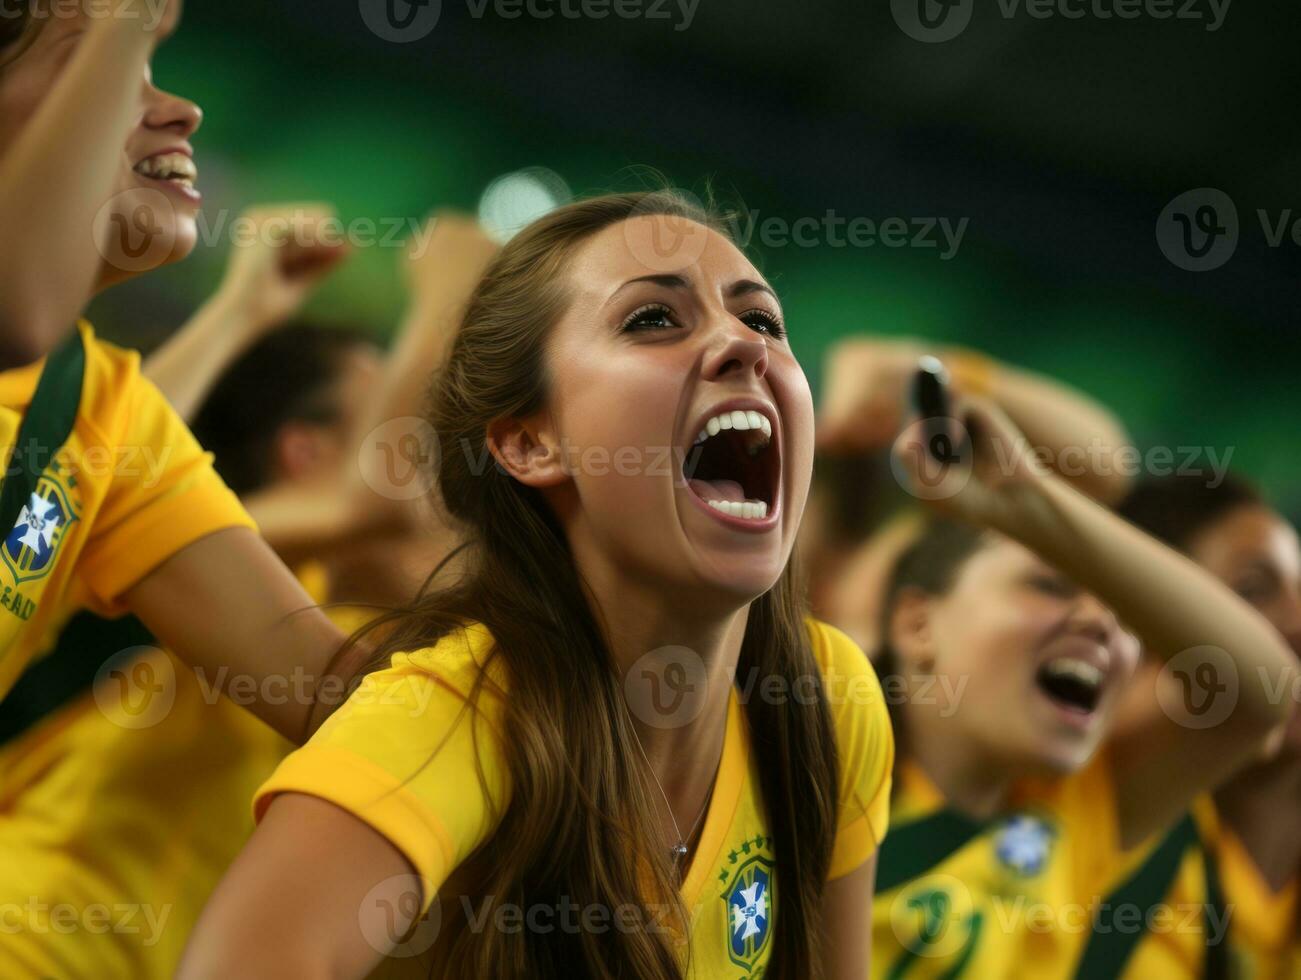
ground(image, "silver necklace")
xmin=628 ymin=721 xmax=711 ymax=868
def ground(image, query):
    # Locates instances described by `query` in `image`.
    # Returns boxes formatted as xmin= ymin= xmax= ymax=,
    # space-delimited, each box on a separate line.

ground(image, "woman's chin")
xmin=99 ymin=220 xmax=197 ymax=286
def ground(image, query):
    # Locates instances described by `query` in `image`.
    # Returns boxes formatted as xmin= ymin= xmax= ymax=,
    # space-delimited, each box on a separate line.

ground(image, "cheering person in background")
xmin=865 ymin=400 xmax=1296 ymax=977
xmin=181 ymin=191 xmax=895 ymax=979
xmin=0 ymin=201 xmax=495 ymax=976
xmin=1088 ymin=473 xmax=1300 ymax=979
xmin=0 ymin=0 xmax=365 ymax=745
xmin=805 ymin=335 xmax=1133 ymax=651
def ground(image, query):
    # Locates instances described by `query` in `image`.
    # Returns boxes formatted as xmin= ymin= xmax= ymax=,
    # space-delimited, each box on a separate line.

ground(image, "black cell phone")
xmin=912 ymin=356 xmax=959 ymax=464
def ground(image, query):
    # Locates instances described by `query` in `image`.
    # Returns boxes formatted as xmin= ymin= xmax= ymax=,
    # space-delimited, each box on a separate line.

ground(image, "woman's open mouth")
xmin=132 ymin=151 xmax=201 ymax=201
xmin=681 ymin=402 xmax=781 ymax=531
xmin=1033 ymin=654 xmax=1106 ymax=730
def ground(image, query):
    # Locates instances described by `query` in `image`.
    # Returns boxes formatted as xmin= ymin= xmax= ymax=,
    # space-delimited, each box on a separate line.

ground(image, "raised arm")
xmin=122 ymin=527 xmax=351 ymax=742
xmin=144 ymin=204 xmax=347 ymax=420
xmin=818 ymin=338 xmax=1134 ymax=503
xmin=897 ymin=401 xmax=1298 ymax=848
xmin=0 ymin=0 xmax=179 ymax=366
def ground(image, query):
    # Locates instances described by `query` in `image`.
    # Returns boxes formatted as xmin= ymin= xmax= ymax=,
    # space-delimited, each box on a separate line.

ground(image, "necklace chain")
xmin=628 ymin=719 xmax=711 ymax=868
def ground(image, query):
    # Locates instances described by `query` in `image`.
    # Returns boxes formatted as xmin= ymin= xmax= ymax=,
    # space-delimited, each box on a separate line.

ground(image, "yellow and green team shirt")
xmin=1116 ymin=795 xmax=1298 ymax=980
xmin=0 ymin=565 xmax=349 ymax=980
xmin=254 ymin=617 xmax=895 ymax=978
xmin=0 ymin=321 xmax=253 ymax=696
xmin=872 ymin=755 xmax=1129 ymax=979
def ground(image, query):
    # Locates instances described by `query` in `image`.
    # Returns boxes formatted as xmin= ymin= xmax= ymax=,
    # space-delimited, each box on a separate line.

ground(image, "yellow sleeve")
xmin=72 ymin=330 xmax=254 ymax=614
xmin=253 ymin=632 xmax=511 ymax=912
xmin=808 ymin=618 xmax=896 ymax=879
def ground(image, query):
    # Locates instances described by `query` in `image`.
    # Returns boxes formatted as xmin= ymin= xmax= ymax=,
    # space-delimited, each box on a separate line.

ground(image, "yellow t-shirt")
xmin=0 ymin=564 xmax=337 ymax=980
xmin=1118 ymin=795 xmax=1298 ymax=980
xmin=0 ymin=321 xmax=253 ymax=696
xmin=872 ymin=756 xmax=1128 ymax=979
xmin=254 ymin=617 xmax=894 ymax=977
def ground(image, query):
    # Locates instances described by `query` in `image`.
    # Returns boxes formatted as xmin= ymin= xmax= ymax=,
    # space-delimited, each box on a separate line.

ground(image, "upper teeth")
xmin=134 ymin=152 xmax=196 ymax=183
xmin=693 ymin=410 xmax=772 ymax=449
xmin=1043 ymin=658 xmax=1102 ymax=689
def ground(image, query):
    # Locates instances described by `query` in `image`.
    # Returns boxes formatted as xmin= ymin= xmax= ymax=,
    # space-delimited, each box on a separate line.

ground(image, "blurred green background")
xmin=87 ymin=0 xmax=1301 ymax=517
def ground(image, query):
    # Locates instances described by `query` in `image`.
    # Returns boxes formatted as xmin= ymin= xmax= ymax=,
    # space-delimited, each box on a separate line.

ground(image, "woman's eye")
xmin=622 ymin=305 xmax=680 ymax=332
xmin=1233 ymin=575 xmax=1276 ymax=604
xmin=1029 ymin=573 xmax=1078 ymax=599
xmin=741 ymin=309 xmax=786 ymax=339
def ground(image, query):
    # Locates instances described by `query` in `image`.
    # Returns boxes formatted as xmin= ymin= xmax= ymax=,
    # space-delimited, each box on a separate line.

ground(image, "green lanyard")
xmin=0 ymin=329 xmax=86 ymax=532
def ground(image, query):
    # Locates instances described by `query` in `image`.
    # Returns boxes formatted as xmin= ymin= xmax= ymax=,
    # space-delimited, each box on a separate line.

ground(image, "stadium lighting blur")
xmin=477 ymin=167 xmax=572 ymax=244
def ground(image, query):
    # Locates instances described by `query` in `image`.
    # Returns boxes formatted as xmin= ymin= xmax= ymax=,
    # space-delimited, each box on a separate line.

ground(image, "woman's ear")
xmin=486 ymin=412 xmax=568 ymax=488
xmin=888 ymin=586 xmax=937 ymax=674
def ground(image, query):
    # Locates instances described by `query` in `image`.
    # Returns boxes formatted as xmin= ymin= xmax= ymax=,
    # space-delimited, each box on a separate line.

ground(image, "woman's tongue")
xmin=689 ymin=478 xmax=747 ymax=503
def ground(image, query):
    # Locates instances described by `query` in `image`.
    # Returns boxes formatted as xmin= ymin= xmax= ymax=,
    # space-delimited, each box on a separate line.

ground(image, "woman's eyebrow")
xmin=727 ymin=279 xmax=779 ymax=303
xmin=603 ymin=274 xmax=779 ymax=307
xmin=603 ymin=273 xmax=690 ymax=307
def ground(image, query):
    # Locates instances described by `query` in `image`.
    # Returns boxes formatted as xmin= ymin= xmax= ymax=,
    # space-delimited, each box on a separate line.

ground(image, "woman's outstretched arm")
xmin=898 ymin=399 xmax=1298 ymax=848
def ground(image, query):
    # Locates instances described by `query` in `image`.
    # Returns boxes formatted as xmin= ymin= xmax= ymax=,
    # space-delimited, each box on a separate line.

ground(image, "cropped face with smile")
xmin=0 ymin=12 xmax=203 ymax=284
xmin=535 ymin=213 xmax=815 ymax=606
xmin=918 ymin=537 xmax=1142 ymax=776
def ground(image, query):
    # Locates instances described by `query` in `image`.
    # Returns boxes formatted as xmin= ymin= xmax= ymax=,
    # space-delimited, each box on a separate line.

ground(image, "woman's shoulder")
xmin=803 ymin=616 xmax=885 ymax=700
xmin=379 ymin=621 xmax=508 ymax=701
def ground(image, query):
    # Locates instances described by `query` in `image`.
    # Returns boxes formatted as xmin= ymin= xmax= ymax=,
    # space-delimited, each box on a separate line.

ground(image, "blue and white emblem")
xmin=994 ymin=814 xmax=1054 ymax=877
xmin=3 ymin=486 xmax=76 ymax=584
xmin=723 ymin=855 xmax=772 ymax=970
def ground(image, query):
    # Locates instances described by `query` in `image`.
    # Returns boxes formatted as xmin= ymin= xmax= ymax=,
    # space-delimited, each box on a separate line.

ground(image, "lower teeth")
xmin=707 ymin=499 xmax=768 ymax=520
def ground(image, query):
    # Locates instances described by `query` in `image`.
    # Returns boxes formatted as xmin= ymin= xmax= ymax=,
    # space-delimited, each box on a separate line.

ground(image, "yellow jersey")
xmin=873 ymin=756 xmax=1130 ymax=979
xmin=0 ymin=564 xmax=341 ymax=979
xmin=0 ymin=321 xmax=253 ymax=696
xmin=254 ymin=617 xmax=895 ymax=978
xmin=1115 ymin=795 xmax=1298 ymax=980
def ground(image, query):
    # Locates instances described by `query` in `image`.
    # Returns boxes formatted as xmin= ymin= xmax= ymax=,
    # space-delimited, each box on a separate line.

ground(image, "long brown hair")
xmin=340 ymin=191 xmax=840 ymax=977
